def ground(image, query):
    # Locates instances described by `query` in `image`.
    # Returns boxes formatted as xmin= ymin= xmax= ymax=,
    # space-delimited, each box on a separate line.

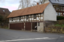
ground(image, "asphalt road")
xmin=0 ymin=28 xmax=64 ymax=42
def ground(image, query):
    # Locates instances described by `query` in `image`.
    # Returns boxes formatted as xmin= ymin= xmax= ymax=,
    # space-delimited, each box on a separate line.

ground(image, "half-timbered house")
xmin=7 ymin=0 xmax=57 ymax=32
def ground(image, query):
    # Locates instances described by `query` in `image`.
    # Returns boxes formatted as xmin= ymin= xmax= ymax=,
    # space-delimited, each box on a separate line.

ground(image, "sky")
xmin=0 ymin=0 xmax=64 ymax=12
xmin=51 ymin=0 xmax=64 ymax=4
xmin=0 ymin=0 xmax=39 ymax=12
xmin=0 ymin=0 xmax=20 ymax=12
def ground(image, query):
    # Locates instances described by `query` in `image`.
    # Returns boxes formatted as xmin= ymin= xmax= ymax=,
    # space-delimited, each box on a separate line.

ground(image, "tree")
xmin=18 ymin=0 xmax=31 ymax=9
xmin=39 ymin=0 xmax=45 ymax=4
xmin=0 ymin=15 xmax=3 ymax=22
xmin=39 ymin=0 xmax=59 ymax=4
xmin=39 ymin=0 xmax=50 ymax=4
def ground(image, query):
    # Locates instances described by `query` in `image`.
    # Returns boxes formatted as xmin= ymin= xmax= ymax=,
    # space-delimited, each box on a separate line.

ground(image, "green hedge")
xmin=54 ymin=24 xmax=61 ymax=27
xmin=57 ymin=16 xmax=64 ymax=20
xmin=54 ymin=24 xmax=64 ymax=28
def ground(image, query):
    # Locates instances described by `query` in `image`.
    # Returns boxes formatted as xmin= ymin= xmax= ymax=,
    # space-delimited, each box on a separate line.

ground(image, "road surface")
xmin=0 ymin=28 xmax=64 ymax=42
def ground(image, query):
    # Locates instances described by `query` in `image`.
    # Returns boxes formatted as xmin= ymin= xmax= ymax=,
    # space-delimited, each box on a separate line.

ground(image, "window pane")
xmin=34 ymin=14 xmax=36 ymax=19
xmin=19 ymin=17 xmax=21 ymax=20
xmin=12 ymin=18 xmax=13 ymax=21
xmin=26 ymin=15 xmax=29 ymax=19
xmin=3 ymin=10 xmax=5 ymax=12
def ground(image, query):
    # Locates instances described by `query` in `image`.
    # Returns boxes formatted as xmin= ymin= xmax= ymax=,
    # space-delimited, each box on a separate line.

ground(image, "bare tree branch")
xmin=18 ymin=0 xmax=31 ymax=9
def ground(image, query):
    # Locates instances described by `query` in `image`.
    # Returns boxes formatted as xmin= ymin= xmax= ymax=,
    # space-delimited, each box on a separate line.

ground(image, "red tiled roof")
xmin=7 ymin=3 xmax=49 ymax=18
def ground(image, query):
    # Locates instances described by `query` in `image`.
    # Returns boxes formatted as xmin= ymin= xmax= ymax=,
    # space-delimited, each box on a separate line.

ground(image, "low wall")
xmin=44 ymin=26 xmax=64 ymax=33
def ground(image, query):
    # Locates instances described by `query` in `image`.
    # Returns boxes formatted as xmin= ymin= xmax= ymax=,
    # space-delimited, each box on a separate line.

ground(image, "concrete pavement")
xmin=0 ymin=28 xmax=64 ymax=42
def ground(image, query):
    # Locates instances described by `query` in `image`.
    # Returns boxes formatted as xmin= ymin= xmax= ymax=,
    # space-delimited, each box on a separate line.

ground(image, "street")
xmin=0 ymin=28 xmax=64 ymax=42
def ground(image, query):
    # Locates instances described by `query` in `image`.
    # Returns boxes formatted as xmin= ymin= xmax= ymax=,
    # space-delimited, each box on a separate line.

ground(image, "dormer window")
xmin=3 ymin=10 xmax=5 ymax=12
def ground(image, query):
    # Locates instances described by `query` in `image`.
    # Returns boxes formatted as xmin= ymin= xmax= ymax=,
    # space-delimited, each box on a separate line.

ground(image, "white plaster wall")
xmin=9 ymin=18 xmax=12 ymax=23
xmin=44 ymin=3 xmax=57 ymax=21
xmin=9 ymin=13 xmax=44 ymax=23
xmin=13 ymin=17 xmax=19 ymax=22
xmin=37 ymin=22 xmax=44 ymax=32
xmin=9 ymin=18 xmax=14 ymax=23
xmin=41 ymin=13 xmax=44 ymax=21
xmin=9 ymin=17 xmax=19 ymax=23
xmin=21 ymin=16 xmax=23 ymax=21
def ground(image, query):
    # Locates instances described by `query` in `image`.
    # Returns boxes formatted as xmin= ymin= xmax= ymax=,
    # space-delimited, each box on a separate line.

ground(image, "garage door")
xmin=25 ymin=22 xmax=31 ymax=30
xmin=10 ymin=23 xmax=24 ymax=30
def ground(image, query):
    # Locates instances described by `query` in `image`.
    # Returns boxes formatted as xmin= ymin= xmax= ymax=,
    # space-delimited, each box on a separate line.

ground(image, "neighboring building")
xmin=0 ymin=8 xmax=10 ymax=28
xmin=0 ymin=8 xmax=10 ymax=16
xmin=7 ymin=0 xmax=57 ymax=32
xmin=49 ymin=0 xmax=64 ymax=16
xmin=53 ymin=3 xmax=64 ymax=16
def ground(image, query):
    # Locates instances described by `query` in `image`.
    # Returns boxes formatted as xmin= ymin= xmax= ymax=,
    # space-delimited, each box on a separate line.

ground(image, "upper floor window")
xmin=21 ymin=16 xmax=23 ymax=19
xmin=58 ymin=12 xmax=61 ymax=16
xmin=29 ymin=15 xmax=32 ymax=18
xmin=11 ymin=18 xmax=13 ymax=21
xmin=34 ymin=14 xmax=36 ymax=19
xmin=19 ymin=16 xmax=21 ymax=20
xmin=26 ymin=15 xmax=29 ymax=19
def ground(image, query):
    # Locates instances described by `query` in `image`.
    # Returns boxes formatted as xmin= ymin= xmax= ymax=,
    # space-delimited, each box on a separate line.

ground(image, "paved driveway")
xmin=0 ymin=28 xmax=64 ymax=42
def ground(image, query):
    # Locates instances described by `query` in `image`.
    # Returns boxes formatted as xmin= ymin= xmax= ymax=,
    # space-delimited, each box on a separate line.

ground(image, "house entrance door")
xmin=32 ymin=22 xmax=37 ymax=31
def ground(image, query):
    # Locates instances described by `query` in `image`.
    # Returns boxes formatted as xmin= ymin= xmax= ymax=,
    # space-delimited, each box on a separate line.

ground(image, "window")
xmin=56 ymin=7 xmax=59 ymax=11
xmin=57 ymin=12 xmax=61 ymax=16
xmin=63 ymin=7 xmax=64 ymax=11
xmin=57 ymin=12 xmax=58 ymax=16
xmin=19 ymin=16 xmax=21 ymax=20
xmin=59 ymin=13 xmax=61 ymax=16
xmin=26 ymin=15 xmax=29 ymax=19
xmin=21 ymin=16 xmax=23 ymax=19
xmin=3 ymin=10 xmax=5 ymax=12
xmin=29 ymin=15 xmax=31 ymax=17
xmin=63 ymin=13 xmax=64 ymax=15
xmin=38 ymin=22 xmax=40 ymax=26
xmin=11 ymin=18 xmax=13 ymax=21
xmin=34 ymin=14 xmax=36 ymax=19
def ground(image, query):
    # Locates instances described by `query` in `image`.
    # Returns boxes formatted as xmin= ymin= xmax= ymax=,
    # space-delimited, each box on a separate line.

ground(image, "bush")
xmin=54 ymin=24 xmax=61 ymax=27
xmin=54 ymin=24 xmax=64 ymax=28
xmin=57 ymin=16 xmax=64 ymax=20
xmin=61 ymin=24 xmax=64 ymax=28
xmin=0 ymin=15 xmax=3 ymax=22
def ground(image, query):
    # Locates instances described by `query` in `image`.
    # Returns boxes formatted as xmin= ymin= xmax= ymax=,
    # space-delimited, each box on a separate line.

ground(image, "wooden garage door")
xmin=25 ymin=22 xmax=31 ymax=30
xmin=10 ymin=23 xmax=24 ymax=30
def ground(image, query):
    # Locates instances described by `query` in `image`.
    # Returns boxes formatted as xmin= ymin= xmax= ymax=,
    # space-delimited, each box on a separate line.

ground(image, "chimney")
xmin=37 ymin=3 xmax=39 ymax=5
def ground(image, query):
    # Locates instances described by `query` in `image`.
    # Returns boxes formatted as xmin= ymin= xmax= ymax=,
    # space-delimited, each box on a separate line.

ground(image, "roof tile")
xmin=7 ymin=3 xmax=49 ymax=18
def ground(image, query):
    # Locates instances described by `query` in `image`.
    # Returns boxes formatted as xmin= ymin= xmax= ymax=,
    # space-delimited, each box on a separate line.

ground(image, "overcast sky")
xmin=0 ymin=0 xmax=39 ymax=12
xmin=0 ymin=0 xmax=64 ymax=12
